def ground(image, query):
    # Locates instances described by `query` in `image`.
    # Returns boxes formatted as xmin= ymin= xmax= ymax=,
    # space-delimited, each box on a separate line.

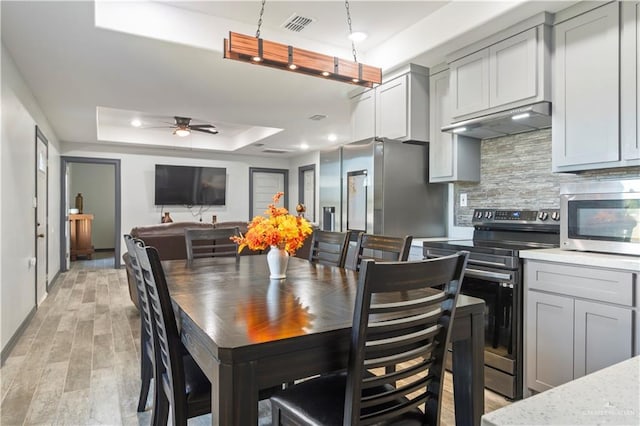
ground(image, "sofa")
xmin=123 ymin=221 xmax=257 ymax=309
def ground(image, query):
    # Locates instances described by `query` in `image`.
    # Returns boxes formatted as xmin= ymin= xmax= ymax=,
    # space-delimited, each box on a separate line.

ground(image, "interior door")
xmin=35 ymin=127 xmax=48 ymax=304
xmin=249 ymin=168 xmax=288 ymax=219
xmin=298 ymin=164 xmax=316 ymax=222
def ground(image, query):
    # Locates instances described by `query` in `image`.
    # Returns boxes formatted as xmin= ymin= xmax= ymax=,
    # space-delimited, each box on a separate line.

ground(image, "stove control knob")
xmin=538 ymin=211 xmax=549 ymax=221
xmin=485 ymin=211 xmax=493 ymax=219
xmin=475 ymin=211 xmax=483 ymax=219
xmin=551 ymin=211 xmax=560 ymax=221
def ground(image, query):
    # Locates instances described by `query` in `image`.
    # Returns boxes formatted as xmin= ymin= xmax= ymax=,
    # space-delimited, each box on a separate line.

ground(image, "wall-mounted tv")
xmin=155 ymin=164 xmax=226 ymax=206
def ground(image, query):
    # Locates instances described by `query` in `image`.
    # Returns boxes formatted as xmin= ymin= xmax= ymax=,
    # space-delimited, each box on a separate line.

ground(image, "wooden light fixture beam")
xmin=224 ymin=32 xmax=381 ymax=88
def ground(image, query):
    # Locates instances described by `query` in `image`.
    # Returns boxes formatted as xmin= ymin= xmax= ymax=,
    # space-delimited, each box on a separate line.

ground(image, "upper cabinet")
xmin=351 ymin=89 xmax=376 ymax=142
xmin=448 ymin=15 xmax=551 ymax=121
xmin=553 ymin=1 xmax=640 ymax=172
xmin=428 ymin=67 xmax=480 ymax=183
xmin=621 ymin=1 xmax=640 ymax=162
xmin=350 ymin=64 xmax=429 ymax=142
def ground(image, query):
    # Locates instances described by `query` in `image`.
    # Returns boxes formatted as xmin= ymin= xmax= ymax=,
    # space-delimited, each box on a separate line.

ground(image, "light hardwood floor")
xmin=1 ymin=253 xmax=509 ymax=425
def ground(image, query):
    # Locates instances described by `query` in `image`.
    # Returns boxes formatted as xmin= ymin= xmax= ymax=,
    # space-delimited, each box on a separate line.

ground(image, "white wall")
xmin=61 ymin=144 xmax=294 ymax=260
xmin=69 ymin=163 xmax=115 ymax=249
xmin=1 ymin=44 xmax=61 ymax=352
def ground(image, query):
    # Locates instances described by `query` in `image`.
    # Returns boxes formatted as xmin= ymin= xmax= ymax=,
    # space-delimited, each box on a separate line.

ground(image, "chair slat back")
xmin=184 ymin=227 xmax=240 ymax=261
xmin=124 ymin=234 xmax=154 ymax=351
xmin=308 ymin=230 xmax=352 ymax=268
xmin=344 ymin=252 xmax=468 ymax=426
xmin=134 ymin=240 xmax=185 ymax=402
xmin=350 ymin=233 xmax=413 ymax=271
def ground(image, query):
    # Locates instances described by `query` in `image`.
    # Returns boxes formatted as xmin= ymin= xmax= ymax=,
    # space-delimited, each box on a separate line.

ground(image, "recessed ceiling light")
xmin=130 ymin=119 xmax=142 ymax=127
xmin=300 ymin=143 xmax=309 ymax=150
xmin=328 ymin=134 xmax=337 ymax=142
xmin=348 ymin=32 xmax=368 ymax=42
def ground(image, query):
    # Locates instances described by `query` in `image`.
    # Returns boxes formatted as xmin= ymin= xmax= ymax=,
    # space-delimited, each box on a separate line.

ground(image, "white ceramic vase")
xmin=267 ymin=245 xmax=289 ymax=279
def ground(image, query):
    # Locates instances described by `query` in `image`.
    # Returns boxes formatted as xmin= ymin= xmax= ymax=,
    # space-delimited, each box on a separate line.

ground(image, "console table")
xmin=69 ymin=213 xmax=94 ymax=260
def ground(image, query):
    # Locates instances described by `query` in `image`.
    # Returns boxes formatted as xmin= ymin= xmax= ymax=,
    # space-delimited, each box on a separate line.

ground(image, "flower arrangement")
xmin=232 ymin=192 xmax=313 ymax=255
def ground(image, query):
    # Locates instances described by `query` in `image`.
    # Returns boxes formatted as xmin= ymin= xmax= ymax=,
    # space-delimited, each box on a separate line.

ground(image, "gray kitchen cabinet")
xmin=573 ymin=299 xmax=633 ymax=379
xmin=350 ymin=89 xmax=375 ymax=142
xmin=350 ymin=64 xmax=429 ymax=143
xmin=526 ymin=290 xmax=575 ymax=392
xmin=621 ymin=1 xmax=640 ymax=161
xmin=489 ymin=28 xmax=538 ymax=108
xmin=428 ymin=67 xmax=480 ymax=182
xmin=553 ymin=1 xmax=640 ymax=171
xmin=450 ymin=49 xmax=489 ymax=118
xmin=525 ymin=259 xmax=636 ymax=394
xmin=375 ymin=69 xmax=429 ymax=142
xmin=553 ymin=2 xmax=620 ymax=171
xmin=449 ymin=22 xmax=550 ymax=121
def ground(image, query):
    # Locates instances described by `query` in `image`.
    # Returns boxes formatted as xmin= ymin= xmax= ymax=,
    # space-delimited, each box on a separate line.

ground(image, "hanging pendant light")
xmin=223 ymin=0 xmax=381 ymax=88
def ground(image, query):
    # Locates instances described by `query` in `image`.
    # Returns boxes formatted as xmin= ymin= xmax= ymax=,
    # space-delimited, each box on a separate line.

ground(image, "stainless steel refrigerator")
xmin=319 ymin=138 xmax=447 ymax=238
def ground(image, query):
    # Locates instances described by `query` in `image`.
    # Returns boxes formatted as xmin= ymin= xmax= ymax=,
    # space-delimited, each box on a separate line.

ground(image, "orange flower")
xmin=231 ymin=192 xmax=313 ymax=255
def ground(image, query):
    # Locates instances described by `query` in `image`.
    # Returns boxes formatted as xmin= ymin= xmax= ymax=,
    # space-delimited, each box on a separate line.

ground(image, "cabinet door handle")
xmin=37 ymin=233 xmax=45 ymax=238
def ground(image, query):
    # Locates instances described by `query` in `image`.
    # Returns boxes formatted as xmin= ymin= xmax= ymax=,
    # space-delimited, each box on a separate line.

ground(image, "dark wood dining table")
xmin=162 ymin=255 xmax=485 ymax=426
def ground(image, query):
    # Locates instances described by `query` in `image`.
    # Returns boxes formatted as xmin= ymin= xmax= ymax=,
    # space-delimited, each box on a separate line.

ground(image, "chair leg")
xmin=137 ymin=352 xmax=152 ymax=411
xmin=152 ymin=386 xmax=169 ymax=426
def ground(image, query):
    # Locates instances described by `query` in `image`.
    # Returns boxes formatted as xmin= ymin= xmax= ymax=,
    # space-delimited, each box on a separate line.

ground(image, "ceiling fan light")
xmin=174 ymin=128 xmax=191 ymax=137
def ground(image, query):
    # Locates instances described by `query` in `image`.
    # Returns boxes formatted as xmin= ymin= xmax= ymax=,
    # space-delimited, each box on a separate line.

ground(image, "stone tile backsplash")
xmin=454 ymin=129 xmax=640 ymax=226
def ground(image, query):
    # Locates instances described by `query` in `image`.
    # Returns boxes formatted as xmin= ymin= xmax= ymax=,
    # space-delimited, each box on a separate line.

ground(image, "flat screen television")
xmin=154 ymin=164 xmax=226 ymax=206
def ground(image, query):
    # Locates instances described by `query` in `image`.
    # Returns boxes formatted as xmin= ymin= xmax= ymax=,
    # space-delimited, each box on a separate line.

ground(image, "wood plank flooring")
xmin=1 ymin=253 xmax=509 ymax=425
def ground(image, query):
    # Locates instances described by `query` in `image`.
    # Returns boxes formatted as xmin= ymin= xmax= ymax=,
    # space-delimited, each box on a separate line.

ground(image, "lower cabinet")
xmin=525 ymin=260 xmax=635 ymax=394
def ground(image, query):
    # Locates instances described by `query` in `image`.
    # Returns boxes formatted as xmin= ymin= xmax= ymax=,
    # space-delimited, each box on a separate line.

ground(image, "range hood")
xmin=441 ymin=101 xmax=551 ymax=140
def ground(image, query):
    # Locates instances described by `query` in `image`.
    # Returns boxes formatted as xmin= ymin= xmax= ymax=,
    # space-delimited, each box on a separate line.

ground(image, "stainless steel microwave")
xmin=560 ymin=179 xmax=640 ymax=256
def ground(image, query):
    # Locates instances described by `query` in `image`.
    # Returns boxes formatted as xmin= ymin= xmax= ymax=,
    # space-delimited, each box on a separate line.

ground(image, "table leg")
xmin=452 ymin=310 xmax=485 ymax=426
xmin=213 ymin=361 xmax=259 ymax=425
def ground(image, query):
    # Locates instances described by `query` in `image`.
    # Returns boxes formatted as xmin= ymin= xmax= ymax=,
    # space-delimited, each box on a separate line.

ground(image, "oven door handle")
xmin=470 ymin=259 xmax=510 ymax=268
xmin=465 ymin=268 xmax=512 ymax=281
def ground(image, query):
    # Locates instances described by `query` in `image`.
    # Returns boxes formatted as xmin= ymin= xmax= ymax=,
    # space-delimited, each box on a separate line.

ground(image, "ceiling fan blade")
xmin=191 ymin=126 xmax=219 ymax=135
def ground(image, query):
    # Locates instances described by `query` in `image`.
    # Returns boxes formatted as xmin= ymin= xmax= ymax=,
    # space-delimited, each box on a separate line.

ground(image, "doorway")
xmin=298 ymin=164 xmax=316 ymax=222
xmin=249 ymin=168 xmax=288 ymax=219
xmin=60 ymin=157 xmax=121 ymax=270
xmin=35 ymin=127 xmax=48 ymax=304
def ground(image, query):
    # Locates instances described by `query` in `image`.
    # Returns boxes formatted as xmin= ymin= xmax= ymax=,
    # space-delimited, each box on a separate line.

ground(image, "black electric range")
xmin=424 ymin=208 xmax=560 ymax=399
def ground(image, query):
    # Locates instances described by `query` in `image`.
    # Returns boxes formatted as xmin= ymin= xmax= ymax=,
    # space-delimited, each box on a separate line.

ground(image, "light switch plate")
xmin=460 ymin=193 xmax=468 ymax=207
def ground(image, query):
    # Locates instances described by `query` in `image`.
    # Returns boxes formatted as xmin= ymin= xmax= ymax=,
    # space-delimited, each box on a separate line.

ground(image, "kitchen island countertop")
xmin=481 ymin=356 xmax=640 ymax=426
xmin=520 ymin=248 xmax=639 ymax=272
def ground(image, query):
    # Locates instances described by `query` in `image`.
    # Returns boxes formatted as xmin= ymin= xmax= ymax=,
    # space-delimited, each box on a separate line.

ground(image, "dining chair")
xmin=123 ymin=234 xmax=154 ymax=412
xmin=134 ymin=239 xmax=212 ymax=426
xmin=184 ymin=226 xmax=240 ymax=261
xmin=308 ymin=230 xmax=352 ymax=268
xmin=348 ymin=233 xmax=413 ymax=271
xmin=270 ymin=251 xmax=469 ymax=426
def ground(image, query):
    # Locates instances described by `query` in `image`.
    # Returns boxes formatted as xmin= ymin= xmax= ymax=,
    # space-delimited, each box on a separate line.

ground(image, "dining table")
xmin=162 ymin=254 xmax=485 ymax=426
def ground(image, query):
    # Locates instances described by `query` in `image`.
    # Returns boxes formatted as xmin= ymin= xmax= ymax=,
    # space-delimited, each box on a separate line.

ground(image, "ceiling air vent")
xmin=309 ymin=114 xmax=327 ymax=121
xmin=263 ymin=149 xmax=293 ymax=154
xmin=281 ymin=14 xmax=315 ymax=33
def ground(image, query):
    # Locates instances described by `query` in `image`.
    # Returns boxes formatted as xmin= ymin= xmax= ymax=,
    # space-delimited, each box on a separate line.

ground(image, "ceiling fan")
xmin=170 ymin=116 xmax=219 ymax=137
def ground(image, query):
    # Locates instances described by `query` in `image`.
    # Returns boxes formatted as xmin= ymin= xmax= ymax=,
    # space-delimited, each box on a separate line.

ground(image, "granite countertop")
xmin=520 ymin=248 xmax=639 ymax=272
xmin=481 ymin=356 xmax=640 ymax=426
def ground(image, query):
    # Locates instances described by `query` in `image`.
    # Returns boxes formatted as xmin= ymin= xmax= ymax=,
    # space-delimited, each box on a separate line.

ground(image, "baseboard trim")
xmin=47 ymin=269 xmax=62 ymax=292
xmin=1 ymin=306 xmax=37 ymax=366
